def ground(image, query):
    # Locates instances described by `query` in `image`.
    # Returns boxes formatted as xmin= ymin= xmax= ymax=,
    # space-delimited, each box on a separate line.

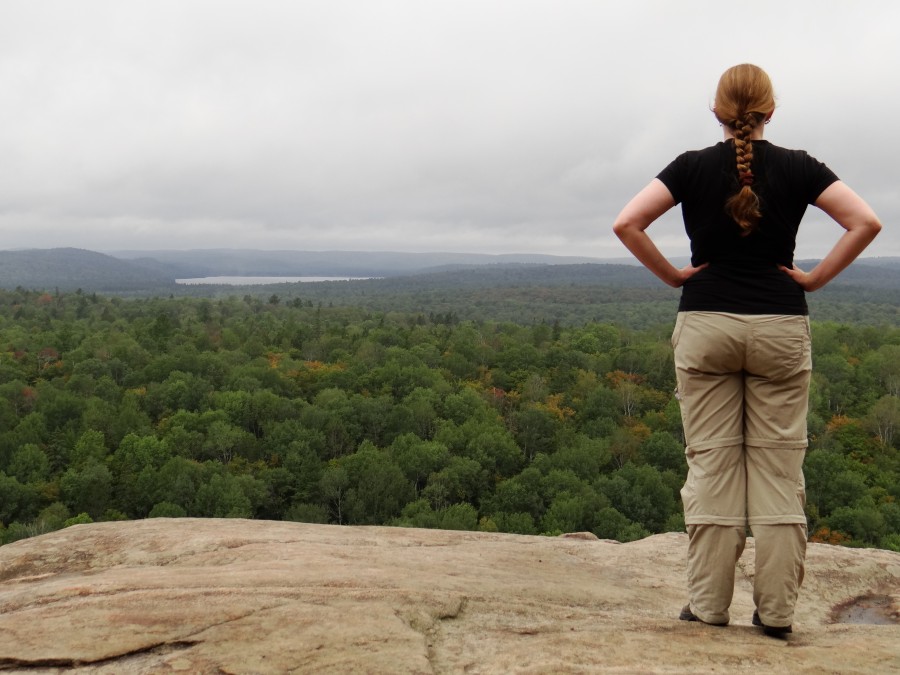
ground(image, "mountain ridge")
xmin=0 ymin=248 xmax=176 ymax=292
xmin=1 ymin=248 xmax=899 ymax=295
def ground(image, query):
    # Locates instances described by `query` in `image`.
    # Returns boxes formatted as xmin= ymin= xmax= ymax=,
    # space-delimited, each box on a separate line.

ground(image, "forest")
xmin=0 ymin=283 xmax=898 ymax=551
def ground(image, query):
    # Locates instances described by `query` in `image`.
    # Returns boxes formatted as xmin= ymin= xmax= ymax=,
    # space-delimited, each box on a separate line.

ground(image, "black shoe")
xmin=679 ymin=605 xmax=728 ymax=626
xmin=752 ymin=610 xmax=792 ymax=638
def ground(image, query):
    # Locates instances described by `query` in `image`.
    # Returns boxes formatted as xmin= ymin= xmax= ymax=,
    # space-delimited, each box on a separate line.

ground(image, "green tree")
xmin=7 ymin=444 xmax=51 ymax=484
xmin=641 ymin=431 xmax=686 ymax=474
xmin=483 ymin=467 xmax=545 ymax=522
xmin=0 ymin=473 xmax=40 ymax=526
xmin=866 ymin=395 xmax=900 ymax=448
xmin=59 ymin=459 xmax=112 ymax=519
xmin=537 ymin=434 xmax=611 ymax=480
xmin=437 ymin=503 xmax=479 ymax=530
xmin=592 ymin=506 xmax=650 ymax=542
xmin=596 ymin=463 xmax=678 ymax=533
xmin=393 ymin=387 xmax=441 ymax=439
xmin=804 ymin=449 xmax=868 ymax=518
xmin=339 ymin=443 xmax=414 ymax=525
xmin=302 ymin=388 xmax=359 ymax=458
xmin=491 ymin=511 xmax=537 ymax=535
xmin=421 ymin=456 xmax=486 ymax=510
xmin=145 ymin=371 xmax=211 ymax=418
xmin=284 ymin=502 xmax=330 ymax=523
xmin=35 ymin=385 xmax=85 ymax=433
xmin=155 ymin=456 xmax=205 ymax=513
xmin=193 ymin=472 xmax=264 ymax=518
xmin=201 ymin=420 xmax=257 ymax=463
xmin=540 ymin=493 xmax=593 ymax=535
xmin=389 ymin=433 xmax=450 ymax=494
xmin=825 ymin=498 xmax=886 ymax=545
xmin=319 ymin=464 xmax=350 ymax=524
xmin=511 ymin=404 xmax=560 ymax=462
xmin=148 ymin=501 xmax=187 ymax=518
xmin=109 ymin=434 xmax=172 ymax=516
xmin=71 ymin=429 xmax=109 ymax=468
xmin=452 ymin=419 xmax=524 ymax=479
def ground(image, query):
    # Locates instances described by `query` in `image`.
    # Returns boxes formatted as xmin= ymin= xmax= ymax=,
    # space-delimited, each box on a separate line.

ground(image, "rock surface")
xmin=0 ymin=519 xmax=898 ymax=674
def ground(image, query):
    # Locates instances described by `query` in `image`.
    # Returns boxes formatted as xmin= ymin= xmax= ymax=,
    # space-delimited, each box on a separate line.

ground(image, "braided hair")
xmin=713 ymin=65 xmax=775 ymax=236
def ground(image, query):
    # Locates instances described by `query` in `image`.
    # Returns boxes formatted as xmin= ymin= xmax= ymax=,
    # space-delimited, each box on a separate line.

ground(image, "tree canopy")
xmin=0 ymin=285 xmax=897 ymax=551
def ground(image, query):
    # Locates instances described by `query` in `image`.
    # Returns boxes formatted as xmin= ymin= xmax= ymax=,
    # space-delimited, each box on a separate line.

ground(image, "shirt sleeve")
xmin=802 ymin=151 xmax=839 ymax=203
xmin=655 ymin=153 xmax=688 ymax=204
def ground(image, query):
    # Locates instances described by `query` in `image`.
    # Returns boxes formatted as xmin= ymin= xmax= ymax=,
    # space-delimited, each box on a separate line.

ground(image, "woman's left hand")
xmin=778 ymin=263 xmax=816 ymax=291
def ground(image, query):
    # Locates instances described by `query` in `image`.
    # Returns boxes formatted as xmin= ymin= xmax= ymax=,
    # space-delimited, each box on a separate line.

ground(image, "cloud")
xmin=0 ymin=0 xmax=896 ymax=259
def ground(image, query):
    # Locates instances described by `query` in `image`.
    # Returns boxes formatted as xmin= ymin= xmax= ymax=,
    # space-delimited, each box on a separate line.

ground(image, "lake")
xmin=175 ymin=276 xmax=375 ymax=285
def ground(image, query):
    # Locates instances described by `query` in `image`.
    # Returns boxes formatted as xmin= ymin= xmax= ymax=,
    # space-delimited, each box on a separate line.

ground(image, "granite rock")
xmin=0 ymin=519 xmax=898 ymax=674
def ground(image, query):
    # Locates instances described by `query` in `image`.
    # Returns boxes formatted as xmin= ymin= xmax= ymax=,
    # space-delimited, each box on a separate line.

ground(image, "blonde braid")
xmin=725 ymin=111 xmax=764 ymax=235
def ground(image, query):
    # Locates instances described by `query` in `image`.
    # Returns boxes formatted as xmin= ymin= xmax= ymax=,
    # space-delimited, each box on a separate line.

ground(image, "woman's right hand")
xmin=673 ymin=263 xmax=709 ymax=287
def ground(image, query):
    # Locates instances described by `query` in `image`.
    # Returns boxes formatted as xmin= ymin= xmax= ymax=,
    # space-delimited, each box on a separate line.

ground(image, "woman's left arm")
xmin=779 ymin=181 xmax=882 ymax=291
xmin=612 ymin=178 xmax=707 ymax=288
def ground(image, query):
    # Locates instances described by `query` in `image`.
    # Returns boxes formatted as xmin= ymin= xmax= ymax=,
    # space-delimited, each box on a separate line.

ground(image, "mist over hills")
xmin=1 ymin=249 xmax=899 ymax=306
xmin=110 ymin=248 xmax=611 ymax=279
xmin=0 ymin=248 xmax=650 ymax=292
xmin=0 ymin=248 xmax=176 ymax=292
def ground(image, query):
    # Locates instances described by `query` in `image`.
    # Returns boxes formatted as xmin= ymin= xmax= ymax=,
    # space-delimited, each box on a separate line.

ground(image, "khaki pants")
xmin=673 ymin=312 xmax=810 ymax=628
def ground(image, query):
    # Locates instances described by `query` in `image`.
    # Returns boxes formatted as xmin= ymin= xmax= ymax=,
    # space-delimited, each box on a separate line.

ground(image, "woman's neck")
xmin=723 ymin=125 xmax=766 ymax=141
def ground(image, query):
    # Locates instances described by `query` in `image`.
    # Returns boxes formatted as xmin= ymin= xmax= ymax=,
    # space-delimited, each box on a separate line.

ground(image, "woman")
xmin=612 ymin=63 xmax=881 ymax=638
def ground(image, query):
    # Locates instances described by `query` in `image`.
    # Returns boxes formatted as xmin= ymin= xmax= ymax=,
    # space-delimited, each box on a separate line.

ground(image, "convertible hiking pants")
xmin=673 ymin=312 xmax=811 ymax=628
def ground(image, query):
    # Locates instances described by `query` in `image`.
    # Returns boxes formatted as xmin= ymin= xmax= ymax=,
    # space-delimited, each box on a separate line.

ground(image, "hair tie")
xmin=740 ymin=173 xmax=754 ymax=187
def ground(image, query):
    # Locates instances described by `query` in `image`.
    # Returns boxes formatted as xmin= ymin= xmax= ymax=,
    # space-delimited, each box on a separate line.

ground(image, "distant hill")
xmin=0 ymin=248 xmax=177 ymax=292
xmin=359 ymin=262 xmax=664 ymax=289
xmin=2 ymin=248 xmax=899 ymax=304
xmin=106 ymin=249 xmax=900 ymax=289
xmin=851 ymin=256 xmax=900 ymax=268
xmin=108 ymin=249 xmax=612 ymax=278
xmin=816 ymin=258 xmax=900 ymax=289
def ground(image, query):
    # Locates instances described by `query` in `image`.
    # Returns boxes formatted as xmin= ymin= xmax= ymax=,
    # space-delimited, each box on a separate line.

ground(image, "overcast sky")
xmin=1 ymin=1 xmax=896 ymax=259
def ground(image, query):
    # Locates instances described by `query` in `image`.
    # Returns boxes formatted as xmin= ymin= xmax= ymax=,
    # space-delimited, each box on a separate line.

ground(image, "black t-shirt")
xmin=656 ymin=140 xmax=839 ymax=315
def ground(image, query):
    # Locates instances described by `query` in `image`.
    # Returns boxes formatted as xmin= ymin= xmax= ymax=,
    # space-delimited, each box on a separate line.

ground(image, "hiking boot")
xmin=679 ymin=604 xmax=728 ymax=626
xmin=752 ymin=610 xmax=792 ymax=638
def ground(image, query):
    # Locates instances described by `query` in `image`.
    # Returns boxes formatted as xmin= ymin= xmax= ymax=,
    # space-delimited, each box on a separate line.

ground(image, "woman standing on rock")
xmin=612 ymin=63 xmax=881 ymax=637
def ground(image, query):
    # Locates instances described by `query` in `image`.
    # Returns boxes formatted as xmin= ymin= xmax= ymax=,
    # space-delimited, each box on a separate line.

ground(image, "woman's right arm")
xmin=779 ymin=181 xmax=882 ymax=292
xmin=612 ymin=179 xmax=707 ymax=288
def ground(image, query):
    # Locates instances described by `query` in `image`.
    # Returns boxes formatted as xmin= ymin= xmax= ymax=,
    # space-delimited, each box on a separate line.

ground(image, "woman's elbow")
xmin=856 ymin=213 xmax=883 ymax=244
xmin=612 ymin=217 xmax=637 ymax=240
xmin=868 ymin=216 xmax=884 ymax=238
